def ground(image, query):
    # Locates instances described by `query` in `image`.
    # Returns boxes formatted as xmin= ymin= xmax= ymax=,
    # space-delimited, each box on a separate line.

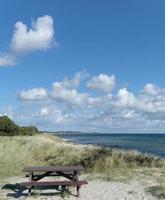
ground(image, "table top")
xmin=22 ymin=165 xmax=85 ymax=172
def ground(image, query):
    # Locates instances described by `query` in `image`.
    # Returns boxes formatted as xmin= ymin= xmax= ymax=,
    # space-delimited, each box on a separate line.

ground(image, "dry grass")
xmin=0 ymin=134 xmax=85 ymax=178
xmin=0 ymin=134 xmax=164 ymax=198
xmin=0 ymin=134 xmax=164 ymax=192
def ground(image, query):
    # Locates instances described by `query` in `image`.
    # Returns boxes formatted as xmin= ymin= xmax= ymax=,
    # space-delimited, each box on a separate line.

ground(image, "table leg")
xmin=28 ymin=188 xmax=31 ymax=197
xmin=77 ymin=186 xmax=80 ymax=197
xmin=73 ymin=171 xmax=80 ymax=197
xmin=28 ymin=172 xmax=33 ymax=197
xmin=73 ymin=171 xmax=78 ymax=181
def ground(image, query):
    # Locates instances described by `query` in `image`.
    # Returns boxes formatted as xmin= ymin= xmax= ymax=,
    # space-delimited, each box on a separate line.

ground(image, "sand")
xmin=0 ymin=176 xmax=158 ymax=200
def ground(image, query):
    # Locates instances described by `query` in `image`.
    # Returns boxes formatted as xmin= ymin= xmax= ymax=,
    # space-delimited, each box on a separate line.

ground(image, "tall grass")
xmin=0 ymin=134 xmax=164 ymax=180
xmin=0 ymin=134 xmax=83 ymax=178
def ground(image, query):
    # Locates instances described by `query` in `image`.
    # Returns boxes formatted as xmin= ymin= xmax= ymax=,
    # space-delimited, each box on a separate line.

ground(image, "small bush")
xmin=77 ymin=147 xmax=112 ymax=168
xmin=19 ymin=126 xmax=39 ymax=136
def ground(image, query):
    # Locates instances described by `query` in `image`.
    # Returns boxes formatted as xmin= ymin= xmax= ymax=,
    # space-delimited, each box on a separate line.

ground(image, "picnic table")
xmin=21 ymin=165 xmax=88 ymax=197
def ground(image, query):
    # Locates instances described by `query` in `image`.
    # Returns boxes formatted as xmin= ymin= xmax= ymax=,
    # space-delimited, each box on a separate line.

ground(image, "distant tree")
xmin=20 ymin=126 xmax=39 ymax=136
xmin=0 ymin=115 xmax=39 ymax=136
xmin=0 ymin=116 xmax=19 ymax=136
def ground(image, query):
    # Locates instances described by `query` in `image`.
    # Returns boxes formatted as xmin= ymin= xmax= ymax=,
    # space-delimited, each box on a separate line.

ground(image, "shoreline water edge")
xmin=56 ymin=133 xmax=165 ymax=158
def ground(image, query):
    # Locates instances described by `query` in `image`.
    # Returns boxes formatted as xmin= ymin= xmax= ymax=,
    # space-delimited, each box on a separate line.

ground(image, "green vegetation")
xmin=147 ymin=176 xmax=165 ymax=199
xmin=0 ymin=116 xmax=39 ymax=136
xmin=0 ymin=133 xmax=164 ymax=198
xmin=0 ymin=134 xmax=164 ymax=178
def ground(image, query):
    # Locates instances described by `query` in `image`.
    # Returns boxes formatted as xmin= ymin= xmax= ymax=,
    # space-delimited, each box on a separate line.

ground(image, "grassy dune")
xmin=0 ymin=134 xmax=164 ymax=177
xmin=0 ymin=134 xmax=164 ymax=198
xmin=0 ymin=134 xmax=84 ymax=178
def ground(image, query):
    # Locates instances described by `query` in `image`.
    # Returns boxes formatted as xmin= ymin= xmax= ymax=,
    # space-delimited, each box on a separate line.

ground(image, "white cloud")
xmin=10 ymin=15 xmax=55 ymax=53
xmin=123 ymin=110 xmax=137 ymax=119
xmin=0 ymin=15 xmax=56 ymax=67
xmin=87 ymin=74 xmax=115 ymax=93
xmin=63 ymin=71 xmax=89 ymax=89
xmin=52 ymin=81 xmax=89 ymax=106
xmin=37 ymin=106 xmax=61 ymax=117
xmin=36 ymin=106 xmax=73 ymax=125
xmin=39 ymin=107 xmax=50 ymax=117
xmin=116 ymin=88 xmax=136 ymax=107
xmin=19 ymin=88 xmax=47 ymax=101
xmin=142 ymin=83 xmax=160 ymax=96
xmin=14 ymin=72 xmax=165 ymax=132
xmin=0 ymin=54 xmax=16 ymax=67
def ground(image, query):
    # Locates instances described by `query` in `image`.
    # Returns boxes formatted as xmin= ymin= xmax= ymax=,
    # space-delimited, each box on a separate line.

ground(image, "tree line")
xmin=0 ymin=116 xmax=39 ymax=136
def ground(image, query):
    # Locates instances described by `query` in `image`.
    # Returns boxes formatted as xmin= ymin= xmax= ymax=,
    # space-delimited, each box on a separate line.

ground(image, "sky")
xmin=1 ymin=0 xmax=165 ymax=133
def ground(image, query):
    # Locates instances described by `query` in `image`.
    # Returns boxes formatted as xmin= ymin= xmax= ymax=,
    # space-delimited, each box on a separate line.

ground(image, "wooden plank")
xmin=25 ymin=172 xmax=75 ymax=178
xmin=22 ymin=165 xmax=85 ymax=172
xmin=21 ymin=180 xmax=88 ymax=187
xmin=32 ymin=171 xmax=73 ymax=181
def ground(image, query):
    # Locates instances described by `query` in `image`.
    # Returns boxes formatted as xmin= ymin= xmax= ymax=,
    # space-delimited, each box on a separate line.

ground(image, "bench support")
xmin=77 ymin=186 xmax=80 ymax=197
xmin=28 ymin=172 xmax=33 ymax=197
xmin=28 ymin=188 xmax=31 ymax=197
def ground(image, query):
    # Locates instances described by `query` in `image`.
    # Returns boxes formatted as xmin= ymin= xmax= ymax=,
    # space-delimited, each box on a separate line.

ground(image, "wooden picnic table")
xmin=21 ymin=165 xmax=87 ymax=197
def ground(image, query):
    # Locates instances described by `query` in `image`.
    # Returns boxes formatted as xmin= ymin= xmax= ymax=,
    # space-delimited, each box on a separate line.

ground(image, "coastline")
xmin=0 ymin=133 xmax=164 ymax=199
xmin=56 ymin=133 xmax=165 ymax=158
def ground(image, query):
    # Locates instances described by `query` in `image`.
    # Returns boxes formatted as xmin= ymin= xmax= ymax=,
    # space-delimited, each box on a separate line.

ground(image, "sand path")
xmin=0 ymin=177 xmax=158 ymax=200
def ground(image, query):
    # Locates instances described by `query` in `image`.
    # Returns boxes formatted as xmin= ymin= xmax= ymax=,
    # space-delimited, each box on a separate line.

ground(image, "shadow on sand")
xmin=2 ymin=183 xmax=76 ymax=198
xmin=147 ymin=185 xmax=165 ymax=199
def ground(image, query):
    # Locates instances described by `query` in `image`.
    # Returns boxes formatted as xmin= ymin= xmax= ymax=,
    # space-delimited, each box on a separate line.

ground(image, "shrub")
xmin=19 ymin=126 xmax=39 ymax=136
xmin=78 ymin=147 xmax=112 ymax=168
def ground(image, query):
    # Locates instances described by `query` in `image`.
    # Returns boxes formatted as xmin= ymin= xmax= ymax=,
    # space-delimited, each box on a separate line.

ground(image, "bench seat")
xmin=21 ymin=180 xmax=88 ymax=188
xmin=21 ymin=180 xmax=88 ymax=197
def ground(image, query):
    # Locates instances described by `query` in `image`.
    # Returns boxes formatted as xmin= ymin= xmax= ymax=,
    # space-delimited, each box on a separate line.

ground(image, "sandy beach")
xmin=0 ymin=176 xmax=158 ymax=200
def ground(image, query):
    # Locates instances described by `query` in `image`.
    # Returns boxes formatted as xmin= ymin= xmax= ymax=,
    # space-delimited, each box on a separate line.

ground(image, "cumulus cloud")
xmin=116 ymin=88 xmax=136 ymax=107
xmin=10 ymin=15 xmax=55 ymax=53
xmin=63 ymin=71 xmax=89 ymax=89
xmin=87 ymin=74 xmax=116 ymax=93
xmin=142 ymin=83 xmax=160 ymax=96
xmin=35 ymin=106 xmax=73 ymax=126
xmin=0 ymin=54 xmax=16 ymax=67
xmin=52 ymin=81 xmax=89 ymax=106
xmin=15 ymin=72 xmax=165 ymax=132
xmin=38 ymin=107 xmax=50 ymax=117
xmin=18 ymin=71 xmax=91 ymax=106
xmin=19 ymin=88 xmax=47 ymax=101
xmin=0 ymin=15 xmax=56 ymax=67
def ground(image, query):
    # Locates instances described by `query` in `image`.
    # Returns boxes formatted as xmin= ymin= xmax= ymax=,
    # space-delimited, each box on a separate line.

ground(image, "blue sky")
xmin=1 ymin=0 xmax=165 ymax=133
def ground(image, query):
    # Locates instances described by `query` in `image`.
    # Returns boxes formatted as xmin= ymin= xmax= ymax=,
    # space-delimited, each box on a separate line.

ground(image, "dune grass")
xmin=0 ymin=134 xmax=84 ymax=179
xmin=0 ymin=134 xmax=164 ymax=178
xmin=147 ymin=176 xmax=165 ymax=199
xmin=0 ymin=133 xmax=164 ymax=197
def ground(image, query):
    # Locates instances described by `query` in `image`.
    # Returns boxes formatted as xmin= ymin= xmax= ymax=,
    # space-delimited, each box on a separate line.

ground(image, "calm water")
xmin=58 ymin=133 xmax=165 ymax=158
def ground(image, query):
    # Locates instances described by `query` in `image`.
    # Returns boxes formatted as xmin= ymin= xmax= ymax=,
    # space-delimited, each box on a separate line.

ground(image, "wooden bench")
xmin=21 ymin=180 xmax=88 ymax=196
xmin=21 ymin=166 xmax=88 ymax=197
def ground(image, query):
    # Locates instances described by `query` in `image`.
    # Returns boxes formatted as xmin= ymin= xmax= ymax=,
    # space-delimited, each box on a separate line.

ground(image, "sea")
xmin=58 ymin=133 xmax=165 ymax=158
